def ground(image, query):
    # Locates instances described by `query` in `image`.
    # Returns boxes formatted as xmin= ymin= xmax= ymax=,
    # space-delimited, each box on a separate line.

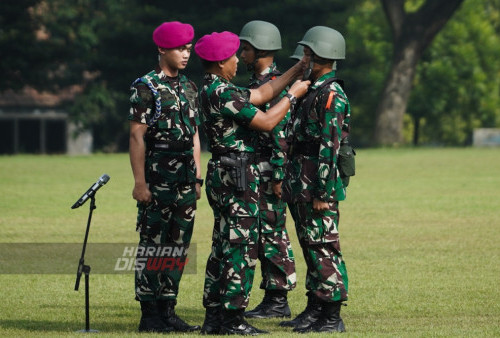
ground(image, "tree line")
xmin=1 ymin=0 xmax=499 ymax=150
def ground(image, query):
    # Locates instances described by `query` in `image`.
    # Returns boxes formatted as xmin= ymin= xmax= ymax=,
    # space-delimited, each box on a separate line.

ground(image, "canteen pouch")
xmin=338 ymin=144 xmax=356 ymax=187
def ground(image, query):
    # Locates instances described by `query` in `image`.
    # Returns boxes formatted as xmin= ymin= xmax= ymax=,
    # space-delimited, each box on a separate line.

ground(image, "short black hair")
xmin=200 ymin=58 xmax=215 ymax=70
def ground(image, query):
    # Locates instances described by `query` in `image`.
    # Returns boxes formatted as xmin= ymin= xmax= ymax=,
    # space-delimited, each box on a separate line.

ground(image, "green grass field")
xmin=0 ymin=148 xmax=499 ymax=337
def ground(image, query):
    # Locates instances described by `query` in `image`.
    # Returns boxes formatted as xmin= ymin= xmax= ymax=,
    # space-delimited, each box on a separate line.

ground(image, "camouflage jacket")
xmin=129 ymin=66 xmax=200 ymax=185
xmin=129 ymin=66 xmax=200 ymax=144
xmin=199 ymin=73 xmax=259 ymax=154
xmin=248 ymin=62 xmax=290 ymax=182
xmin=284 ymin=70 xmax=351 ymax=202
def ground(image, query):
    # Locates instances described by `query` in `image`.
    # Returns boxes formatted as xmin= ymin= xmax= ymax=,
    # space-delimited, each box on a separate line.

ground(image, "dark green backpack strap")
xmin=299 ymin=77 xmax=344 ymax=139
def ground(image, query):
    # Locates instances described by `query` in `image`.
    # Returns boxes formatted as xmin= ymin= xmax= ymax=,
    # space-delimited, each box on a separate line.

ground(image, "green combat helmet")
xmin=239 ymin=20 xmax=282 ymax=51
xmin=290 ymin=45 xmax=304 ymax=61
xmin=298 ymin=26 xmax=345 ymax=59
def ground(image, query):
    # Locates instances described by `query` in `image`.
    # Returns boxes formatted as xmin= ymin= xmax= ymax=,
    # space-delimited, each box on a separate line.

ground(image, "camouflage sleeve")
xmin=315 ymin=83 xmax=347 ymax=201
xmin=129 ymin=82 xmax=153 ymax=124
xmin=220 ymin=85 xmax=258 ymax=127
xmin=269 ymin=108 xmax=290 ymax=182
xmin=186 ymin=79 xmax=201 ymax=128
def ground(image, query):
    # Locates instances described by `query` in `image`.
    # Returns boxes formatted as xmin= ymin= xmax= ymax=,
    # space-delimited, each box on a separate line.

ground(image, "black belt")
xmin=148 ymin=139 xmax=193 ymax=152
xmin=292 ymin=141 xmax=320 ymax=156
xmin=256 ymin=147 xmax=273 ymax=158
xmin=211 ymin=151 xmax=256 ymax=164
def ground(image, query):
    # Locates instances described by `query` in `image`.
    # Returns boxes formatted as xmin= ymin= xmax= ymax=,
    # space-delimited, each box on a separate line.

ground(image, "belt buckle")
xmin=155 ymin=143 xmax=169 ymax=150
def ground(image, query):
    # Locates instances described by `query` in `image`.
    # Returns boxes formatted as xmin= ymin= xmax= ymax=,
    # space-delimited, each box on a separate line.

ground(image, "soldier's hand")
xmin=272 ymin=181 xmax=283 ymax=199
xmin=132 ymin=182 xmax=152 ymax=204
xmin=289 ymin=79 xmax=311 ymax=99
xmin=291 ymin=58 xmax=308 ymax=79
xmin=312 ymin=198 xmax=329 ymax=212
xmin=195 ymin=182 xmax=202 ymax=200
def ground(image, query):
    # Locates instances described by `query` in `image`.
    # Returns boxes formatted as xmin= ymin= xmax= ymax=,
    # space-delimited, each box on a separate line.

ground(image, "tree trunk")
xmin=373 ymin=0 xmax=465 ymax=146
xmin=373 ymin=40 xmax=420 ymax=145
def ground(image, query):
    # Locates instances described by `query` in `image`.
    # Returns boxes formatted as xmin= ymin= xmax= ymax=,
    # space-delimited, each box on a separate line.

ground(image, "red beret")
xmin=153 ymin=21 xmax=194 ymax=49
xmin=194 ymin=31 xmax=240 ymax=62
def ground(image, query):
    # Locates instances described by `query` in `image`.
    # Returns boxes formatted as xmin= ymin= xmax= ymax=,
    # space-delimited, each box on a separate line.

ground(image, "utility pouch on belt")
xmin=338 ymin=140 xmax=356 ymax=187
xmin=220 ymin=153 xmax=248 ymax=192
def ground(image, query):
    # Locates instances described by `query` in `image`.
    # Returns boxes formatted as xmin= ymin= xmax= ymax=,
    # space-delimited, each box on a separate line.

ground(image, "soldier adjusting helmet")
xmin=239 ymin=20 xmax=282 ymax=51
xmin=298 ymin=26 xmax=345 ymax=60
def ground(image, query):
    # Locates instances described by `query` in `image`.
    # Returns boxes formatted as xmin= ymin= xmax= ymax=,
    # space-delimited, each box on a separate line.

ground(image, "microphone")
xmin=71 ymin=174 xmax=110 ymax=209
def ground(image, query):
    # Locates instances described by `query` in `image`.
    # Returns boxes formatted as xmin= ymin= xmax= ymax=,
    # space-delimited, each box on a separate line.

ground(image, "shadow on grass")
xmin=0 ymin=319 xmax=136 ymax=333
xmin=0 ymin=306 xmax=207 ymax=333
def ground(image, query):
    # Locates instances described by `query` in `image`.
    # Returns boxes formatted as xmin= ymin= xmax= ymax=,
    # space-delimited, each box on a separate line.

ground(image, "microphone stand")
xmin=74 ymin=195 xmax=99 ymax=333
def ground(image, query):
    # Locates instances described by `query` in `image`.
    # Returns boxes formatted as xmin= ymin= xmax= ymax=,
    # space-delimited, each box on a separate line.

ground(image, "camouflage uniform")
xmin=129 ymin=66 xmax=200 ymax=301
xmin=200 ymin=73 xmax=261 ymax=310
xmin=249 ymin=63 xmax=296 ymax=292
xmin=283 ymin=70 xmax=350 ymax=303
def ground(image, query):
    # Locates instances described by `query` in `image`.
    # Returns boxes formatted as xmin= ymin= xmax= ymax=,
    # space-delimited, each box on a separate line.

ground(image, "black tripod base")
xmin=74 ymin=196 xmax=99 ymax=333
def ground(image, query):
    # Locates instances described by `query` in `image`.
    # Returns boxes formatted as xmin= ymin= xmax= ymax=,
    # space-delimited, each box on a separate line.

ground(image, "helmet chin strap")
xmin=247 ymin=47 xmax=265 ymax=73
xmin=303 ymin=55 xmax=315 ymax=80
xmin=246 ymin=62 xmax=255 ymax=72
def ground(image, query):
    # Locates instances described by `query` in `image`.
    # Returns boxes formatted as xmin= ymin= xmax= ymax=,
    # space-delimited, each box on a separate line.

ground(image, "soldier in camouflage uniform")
xmin=129 ymin=21 xmax=202 ymax=333
xmin=194 ymin=31 xmax=309 ymax=335
xmin=238 ymin=20 xmax=296 ymax=320
xmin=281 ymin=26 xmax=354 ymax=333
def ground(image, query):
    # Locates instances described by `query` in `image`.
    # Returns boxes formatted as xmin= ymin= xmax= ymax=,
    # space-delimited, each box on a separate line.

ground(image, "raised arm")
xmin=249 ymin=60 xmax=305 ymax=106
xmin=249 ymin=79 xmax=309 ymax=132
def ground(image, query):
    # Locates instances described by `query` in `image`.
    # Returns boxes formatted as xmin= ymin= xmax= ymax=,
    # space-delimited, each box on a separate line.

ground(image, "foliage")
xmin=1 ymin=0 xmax=360 ymax=151
xmin=344 ymin=1 xmax=392 ymax=147
xmin=1 ymin=0 xmax=500 ymax=149
xmin=0 ymin=0 xmax=49 ymax=91
xmin=345 ymin=0 xmax=500 ymax=146
xmin=407 ymin=0 xmax=500 ymax=145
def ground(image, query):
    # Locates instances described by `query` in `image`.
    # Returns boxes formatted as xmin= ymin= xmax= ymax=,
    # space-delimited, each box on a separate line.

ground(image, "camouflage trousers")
xmin=203 ymin=159 xmax=260 ymax=310
xmin=135 ymin=183 xmax=196 ymax=301
xmin=288 ymin=201 xmax=348 ymax=302
xmin=256 ymin=159 xmax=296 ymax=291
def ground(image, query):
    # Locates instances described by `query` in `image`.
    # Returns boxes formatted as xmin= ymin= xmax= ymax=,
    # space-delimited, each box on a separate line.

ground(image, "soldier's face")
xmin=303 ymin=46 xmax=313 ymax=64
xmin=221 ymin=54 xmax=239 ymax=81
xmin=303 ymin=46 xmax=323 ymax=76
xmin=161 ymin=44 xmax=192 ymax=71
xmin=239 ymin=41 xmax=256 ymax=65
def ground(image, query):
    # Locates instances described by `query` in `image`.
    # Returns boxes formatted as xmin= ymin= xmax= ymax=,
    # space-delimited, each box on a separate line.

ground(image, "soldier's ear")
xmin=256 ymin=50 xmax=269 ymax=58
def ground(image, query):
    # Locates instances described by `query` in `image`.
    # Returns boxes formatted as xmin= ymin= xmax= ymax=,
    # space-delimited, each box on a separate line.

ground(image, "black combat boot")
xmin=294 ymin=300 xmax=345 ymax=333
xmin=279 ymin=292 xmax=322 ymax=329
xmin=200 ymin=306 xmax=222 ymax=335
xmin=138 ymin=300 xmax=174 ymax=333
xmin=244 ymin=290 xmax=291 ymax=319
xmin=157 ymin=299 xmax=200 ymax=332
xmin=220 ymin=309 xmax=269 ymax=335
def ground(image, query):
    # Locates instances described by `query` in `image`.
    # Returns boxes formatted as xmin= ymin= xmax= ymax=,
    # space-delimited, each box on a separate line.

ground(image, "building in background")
xmin=0 ymin=86 xmax=92 ymax=155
